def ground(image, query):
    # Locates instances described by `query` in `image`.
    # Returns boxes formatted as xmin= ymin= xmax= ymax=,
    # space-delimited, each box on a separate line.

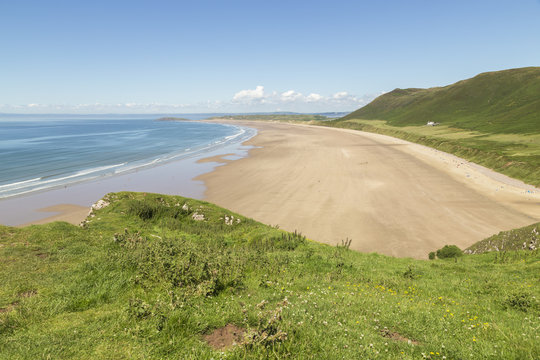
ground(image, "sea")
xmin=0 ymin=114 xmax=256 ymax=199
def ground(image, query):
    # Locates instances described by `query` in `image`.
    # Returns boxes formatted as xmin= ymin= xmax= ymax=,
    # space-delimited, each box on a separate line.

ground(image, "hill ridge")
xmin=343 ymin=67 xmax=540 ymax=134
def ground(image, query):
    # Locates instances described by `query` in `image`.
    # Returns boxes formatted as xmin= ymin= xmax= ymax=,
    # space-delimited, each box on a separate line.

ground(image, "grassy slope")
xmin=343 ymin=67 xmax=540 ymax=134
xmin=466 ymin=222 xmax=539 ymax=254
xmin=1 ymin=192 xmax=539 ymax=359
xmin=325 ymin=67 xmax=540 ymax=186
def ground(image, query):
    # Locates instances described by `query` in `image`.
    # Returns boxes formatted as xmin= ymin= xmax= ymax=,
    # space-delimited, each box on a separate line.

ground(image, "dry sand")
xmin=198 ymin=121 xmax=540 ymax=259
xmin=19 ymin=204 xmax=90 ymax=227
xmin=18 ymin=120 xmax=539 ymax=259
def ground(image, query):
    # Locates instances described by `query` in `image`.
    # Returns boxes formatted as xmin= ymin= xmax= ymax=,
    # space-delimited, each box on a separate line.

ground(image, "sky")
xmin=1 ymin=0 xmax=539 ymax=114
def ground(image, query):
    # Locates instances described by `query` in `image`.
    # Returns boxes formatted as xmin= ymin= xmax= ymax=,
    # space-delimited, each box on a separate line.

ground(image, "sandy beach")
xmin=198 ymin=121 xmax=539 ymax=259
xmin=9 ymin=120 xmax=539 ymax=259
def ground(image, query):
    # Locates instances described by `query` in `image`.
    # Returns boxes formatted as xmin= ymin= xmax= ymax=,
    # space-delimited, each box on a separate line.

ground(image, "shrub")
xmin=436 ymin=245 xmax=463 ymax=259
xmin=503 ymin=291 xmax=537 ymax=312
xmin=403 ymin=265 xmax=418 ymax=279
xmin=128 ymin=200 xmax=158 ymax=220
xmin=428 ymin=251 xmax=436 ymax=260
xmin=117 ymin=235 xmax=245 ymax=298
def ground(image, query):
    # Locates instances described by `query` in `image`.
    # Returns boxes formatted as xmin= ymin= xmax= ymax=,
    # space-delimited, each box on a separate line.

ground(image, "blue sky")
xmin=1 ymin=0 xmax=539 ymax=114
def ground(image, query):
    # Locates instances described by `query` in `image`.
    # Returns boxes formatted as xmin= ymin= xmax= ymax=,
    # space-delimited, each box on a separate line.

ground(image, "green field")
xmin=325 ymin=67 xmax=540 ymax=186
xmin=1 ymin=192 xmax=538 ymax=359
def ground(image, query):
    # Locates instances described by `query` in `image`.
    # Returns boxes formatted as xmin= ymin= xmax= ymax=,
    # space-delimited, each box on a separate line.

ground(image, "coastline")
xmin=5 ymin=119 xmax=539 ymax=260
xmin=0 ymin=127 xmax=255 ymax=227
xmin=198 ymin=120 xmax=539 ymax=259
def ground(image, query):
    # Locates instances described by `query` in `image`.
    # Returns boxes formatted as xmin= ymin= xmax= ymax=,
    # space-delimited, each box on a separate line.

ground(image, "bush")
xmin=117 ymin=234 xmax=245 ymax=298
xmin=128 ymin=200 xmax=158 ymax=220
xmin=436 ymin=245 xmax=463 ymax=259
xmin=503 ymin=291 xmax=537 ymax=312
xmin=428 ymin=251 xmax=436 ymax=260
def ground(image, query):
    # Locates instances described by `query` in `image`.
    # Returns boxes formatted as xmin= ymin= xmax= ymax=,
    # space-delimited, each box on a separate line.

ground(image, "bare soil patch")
xmin=19 ymin=290 xmax=37 ymax=298
xmin=203 ymin=324 xmax=245 ymax=350
xmin=380 ymin=327 xmax=419 ymax=345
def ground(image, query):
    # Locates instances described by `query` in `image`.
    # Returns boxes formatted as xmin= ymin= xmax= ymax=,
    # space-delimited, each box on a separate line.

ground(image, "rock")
xmin=224 ymin=215 xmax=241 ymax=226
xmin=92 ymin=199 xmax=110 ymax=211
xmin=192 ymin=212 xmax=205 ymax=221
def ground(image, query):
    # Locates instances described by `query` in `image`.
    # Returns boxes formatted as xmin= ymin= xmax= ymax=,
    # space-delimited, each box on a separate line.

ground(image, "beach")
xmin=9 ymin=120 xmax=539 ymax=259
xmin=198 ymin=121 xmax=539 ymax=259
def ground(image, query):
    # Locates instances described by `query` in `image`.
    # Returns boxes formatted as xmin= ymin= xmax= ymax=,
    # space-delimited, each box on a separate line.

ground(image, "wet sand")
xmin=18 ymin=204 xmax=90 ymax=227
xmin=198 ymin=121 xmax=539 ymax=259
xmin=0 ymin=140 xmax=252 ymax=226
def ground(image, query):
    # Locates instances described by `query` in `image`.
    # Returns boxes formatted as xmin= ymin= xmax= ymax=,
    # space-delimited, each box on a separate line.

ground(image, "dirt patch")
xmin=0 ymin=301 xmax=19 ymax=313
xmin=36 ymin=252 xmax=48 ymax=258
xmin=19 ymin=290 xmax=37 ymax=298
xmin=380 ymin=327 xmax=419 ymax=345
xmin=203 ymin=324 xmax=245 ymax=350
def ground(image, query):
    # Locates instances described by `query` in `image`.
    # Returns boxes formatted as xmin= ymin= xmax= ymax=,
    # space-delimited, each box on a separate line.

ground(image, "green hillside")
xmin=326 ymin=67 xmax=540 ymax=186
xmin=343 ymin=67 xmax=540 ymax=134
xmin=1 ymin=192 xmax=538 ymax=359
xmin=466 ymin=222 xmax=539 ymax=254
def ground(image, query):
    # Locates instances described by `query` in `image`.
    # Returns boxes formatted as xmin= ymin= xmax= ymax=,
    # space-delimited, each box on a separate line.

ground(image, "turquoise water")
xmin=0 ymin=117 xmax=254 ymax=199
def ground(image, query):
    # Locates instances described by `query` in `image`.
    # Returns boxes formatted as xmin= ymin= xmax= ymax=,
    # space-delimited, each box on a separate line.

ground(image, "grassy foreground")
xmin=324 ymin=68 xmax=540 ymax=186
xmin=1 ymin=192 xmax=539 ymax=359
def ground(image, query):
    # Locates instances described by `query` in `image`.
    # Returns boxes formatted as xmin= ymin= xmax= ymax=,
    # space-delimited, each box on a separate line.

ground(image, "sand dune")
xmin=199 ymin=121 xmax=539 ymax=259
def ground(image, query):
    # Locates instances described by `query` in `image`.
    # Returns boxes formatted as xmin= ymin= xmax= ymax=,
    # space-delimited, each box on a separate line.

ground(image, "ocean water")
xmin=0 ymin=117 xmax=255 ymax=199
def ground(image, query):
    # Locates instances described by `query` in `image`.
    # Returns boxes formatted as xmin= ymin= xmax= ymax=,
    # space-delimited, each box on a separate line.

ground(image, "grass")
xmin=1 ymin=192 xmax=539 ymax=359
xmin=324 ymin=67 xmax=540 ymax=186
xmin=342 ymin=67 xmax=540 ymax=134
xmin=466 ymin=222 xmax=539 ymax=254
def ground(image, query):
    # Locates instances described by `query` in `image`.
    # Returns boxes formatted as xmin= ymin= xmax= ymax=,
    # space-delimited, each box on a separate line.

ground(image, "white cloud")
xmin=306 ymin=93 xmax=322 ymax=102
xmin=229 ymin=86 xmax=375 ymax=111
xmin=332 ymin=91 xmax=349 ymax=100
xmin=232 ymin=85 xmax=265 ymax=102
xmin=280 ymin=90 xmax=303 ymax=102
xmin=1 ymin=87 xmax=379 ymax=114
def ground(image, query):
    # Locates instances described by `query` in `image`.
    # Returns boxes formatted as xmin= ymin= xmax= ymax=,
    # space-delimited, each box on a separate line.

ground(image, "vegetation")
xmin=465 ymin=222 xmax=539 ymax=254
xmin=435 ymin=245 xmax=463 ymax=259
xmin=341 ymin=67 xmax=540 ymax=134
xmin=1 ymin=192 xmax=539 ymax=359
xmin=324 ymin=67 xmax=540 ymax=186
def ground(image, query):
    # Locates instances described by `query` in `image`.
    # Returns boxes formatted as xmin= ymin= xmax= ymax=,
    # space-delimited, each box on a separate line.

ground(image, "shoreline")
xmin=0 ymin=127 xmax=256 ymax=227
xmin=5 ymin=119 xmax=539 ymax=260
xmin=198 ymin=120 xmax=539 ymax=259
xmin=18 ymin=204 xmax=91 ymax=227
